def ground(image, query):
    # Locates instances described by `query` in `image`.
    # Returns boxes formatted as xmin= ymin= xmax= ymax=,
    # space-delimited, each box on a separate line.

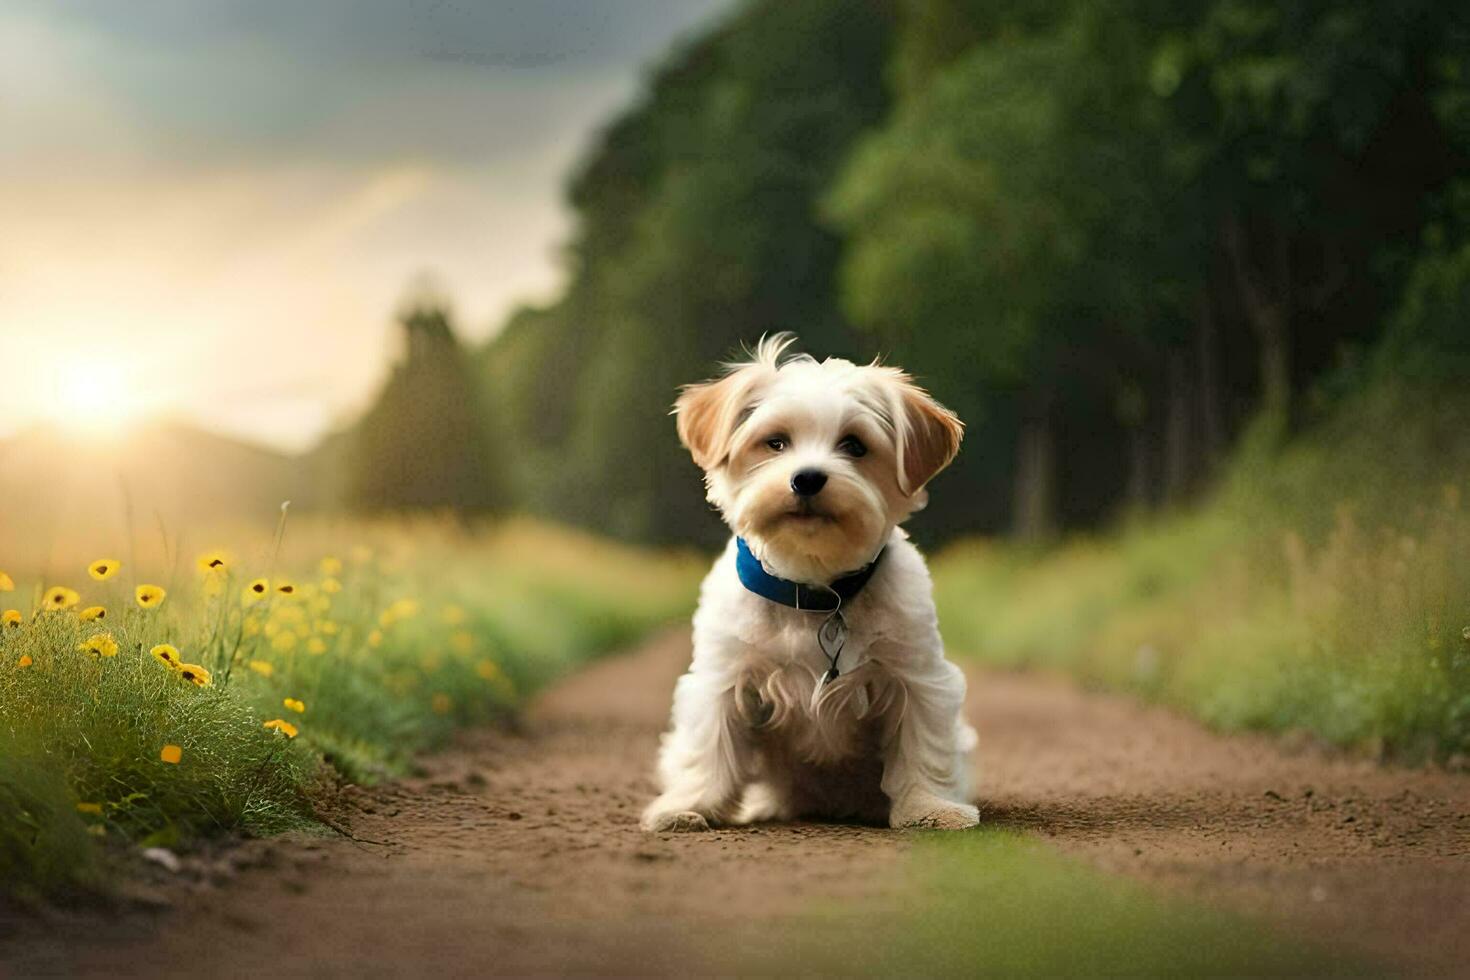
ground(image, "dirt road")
xmin=8 ymin=628 xmax=1470 ymax=976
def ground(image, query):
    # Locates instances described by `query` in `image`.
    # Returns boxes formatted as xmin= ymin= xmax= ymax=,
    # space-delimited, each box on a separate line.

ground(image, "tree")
xmin=1147 ymin=0 xmax=1469 ymax=429
xmin=484 ymin=0 xmax=896 ymax=544
xmin=828 ymin=17 xmax=1201 ymax=537
xmin=348 ymin=298 xmax=507 ymax=515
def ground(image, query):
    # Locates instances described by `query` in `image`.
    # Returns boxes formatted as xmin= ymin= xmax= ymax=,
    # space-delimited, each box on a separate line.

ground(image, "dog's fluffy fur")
xmin=642 ymin=335 xmax=979 ymax=832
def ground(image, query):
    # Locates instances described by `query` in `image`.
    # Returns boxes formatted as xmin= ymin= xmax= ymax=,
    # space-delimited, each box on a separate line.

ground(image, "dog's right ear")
xmin=674 ymin=364 xmax=766 ymax=471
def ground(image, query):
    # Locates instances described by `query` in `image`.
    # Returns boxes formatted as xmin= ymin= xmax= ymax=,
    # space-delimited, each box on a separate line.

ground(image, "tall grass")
xmin=934 ymin=386 xmax=1470 ymax=762
xmin=0 ymin=516 xmax=700 ymax=899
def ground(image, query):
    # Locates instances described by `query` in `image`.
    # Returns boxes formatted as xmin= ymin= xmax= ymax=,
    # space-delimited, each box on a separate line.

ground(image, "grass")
xmin=0 ymin=516 xmax=700 ymax=900
xmin=790 ymin=833 xmax=1360 ymax=977
xmin=933 ymin=384 xmax=1470 ymax=762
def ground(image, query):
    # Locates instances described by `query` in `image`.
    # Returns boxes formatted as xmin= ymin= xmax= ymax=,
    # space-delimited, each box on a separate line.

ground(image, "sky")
xmin=0 ymin=0 xmax=732 ymax=451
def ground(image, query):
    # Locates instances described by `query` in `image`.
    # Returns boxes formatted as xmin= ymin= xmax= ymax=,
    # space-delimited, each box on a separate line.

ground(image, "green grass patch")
xmin=0 ymin=517 xmax=700 ymax=900
xmin=934 ymin=385 xmax=1470 ymax=762
xmin=798 ymin=833 xmax=1360 ymax=977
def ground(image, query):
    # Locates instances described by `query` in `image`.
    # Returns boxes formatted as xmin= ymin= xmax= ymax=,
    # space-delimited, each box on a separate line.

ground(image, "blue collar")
xmin=734 ymin=537 xmax=883 ymax=612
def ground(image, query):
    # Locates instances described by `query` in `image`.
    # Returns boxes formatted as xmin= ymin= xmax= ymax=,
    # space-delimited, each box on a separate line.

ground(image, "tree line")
xmin=341 ymin=0 xmax=1470 ymax=548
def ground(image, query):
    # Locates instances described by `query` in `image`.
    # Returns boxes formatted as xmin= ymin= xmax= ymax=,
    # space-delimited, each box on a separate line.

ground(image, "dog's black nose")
xmin=790 ymin=468 xmax=828 ymax=497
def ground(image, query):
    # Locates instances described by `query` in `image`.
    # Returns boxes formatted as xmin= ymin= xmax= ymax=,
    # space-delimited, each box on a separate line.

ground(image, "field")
xmin=0 ymin=516 xmax=700 ymax=899
xmin=933 ymin=386 xmax=1470 ymax=762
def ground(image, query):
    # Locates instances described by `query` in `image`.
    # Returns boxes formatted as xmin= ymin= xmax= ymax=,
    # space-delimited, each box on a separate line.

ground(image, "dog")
xmin=642 ymin=334 xmax=979 ymax=832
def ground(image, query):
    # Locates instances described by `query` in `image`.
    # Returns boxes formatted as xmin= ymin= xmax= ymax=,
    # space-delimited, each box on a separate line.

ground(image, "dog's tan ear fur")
xmin=894 ymin=377 xmax=963 ymax=495
xmin=674 ymin=334 xmax=794 ymax=470
xmin=675 ymin=372 xmax=753 ymax=470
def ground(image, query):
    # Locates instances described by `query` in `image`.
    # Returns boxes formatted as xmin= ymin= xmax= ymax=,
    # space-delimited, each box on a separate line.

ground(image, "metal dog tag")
xmin=817 ymin=610 xmax=847 ymax=681
xmin=811 ymin=608 xmax=847 ymax=711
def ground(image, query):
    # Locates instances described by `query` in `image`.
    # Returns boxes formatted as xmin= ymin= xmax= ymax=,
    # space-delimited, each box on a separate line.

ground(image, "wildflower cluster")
xmin=0 ymin=517 xmax=700 ymax=898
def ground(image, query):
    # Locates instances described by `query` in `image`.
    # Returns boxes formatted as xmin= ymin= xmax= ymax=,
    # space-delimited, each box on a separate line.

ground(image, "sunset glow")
xmin=46 ymin=357 xmax=149 ymax=436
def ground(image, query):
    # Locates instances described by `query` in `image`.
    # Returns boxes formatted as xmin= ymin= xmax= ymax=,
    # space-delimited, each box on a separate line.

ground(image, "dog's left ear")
xmin=674 ymin=365 xmax=765 ymax=471
xmin=895 ymin=379 xmax=964 ymax=496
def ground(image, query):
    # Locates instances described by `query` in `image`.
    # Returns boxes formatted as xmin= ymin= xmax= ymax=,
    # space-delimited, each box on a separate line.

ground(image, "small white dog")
xmin=642 ymin=334 xmax=979 ymax=832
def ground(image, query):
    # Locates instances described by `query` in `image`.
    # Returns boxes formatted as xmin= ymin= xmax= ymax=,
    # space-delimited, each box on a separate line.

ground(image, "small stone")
xmin=141 ymin=847 xmax=182 ymax=874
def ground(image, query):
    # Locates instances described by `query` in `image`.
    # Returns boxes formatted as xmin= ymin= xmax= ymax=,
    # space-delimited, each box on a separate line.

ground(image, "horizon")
xmin=1 ymin=0 xmax=732 ymax=453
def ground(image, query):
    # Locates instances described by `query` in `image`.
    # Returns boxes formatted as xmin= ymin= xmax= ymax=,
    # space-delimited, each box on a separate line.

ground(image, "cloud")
xmin=2 ymin=0 xmax=730 ymax=169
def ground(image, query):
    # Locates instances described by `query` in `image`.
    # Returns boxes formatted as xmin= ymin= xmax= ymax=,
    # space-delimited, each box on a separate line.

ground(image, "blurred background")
xmin=5 ymin=1 xmax=1470 ymax=755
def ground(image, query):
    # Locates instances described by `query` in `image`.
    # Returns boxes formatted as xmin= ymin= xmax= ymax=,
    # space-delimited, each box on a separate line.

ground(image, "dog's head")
xmin=674 ymin=334 xmax=962 ymax=585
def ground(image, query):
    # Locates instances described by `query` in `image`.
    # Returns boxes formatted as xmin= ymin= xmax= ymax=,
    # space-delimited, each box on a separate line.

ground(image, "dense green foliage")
xmin=463 ymin=0 xmax=1469 ymax=548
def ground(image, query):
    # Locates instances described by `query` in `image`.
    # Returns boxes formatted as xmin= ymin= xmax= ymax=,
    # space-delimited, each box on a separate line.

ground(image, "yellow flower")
xmin=271 ymin=632 xmax=297 ymax=653
xmin=306 ymin=637 xmax=327 ymax=655
xmin=441 ymin=604 xmax=466 ymax=626
xmin=78 ymin=633 xmax=119 ymax=657
xmin=3 ymin=609 xmax=22 ymax=628
xmin=274 ymin=580 xmax=298 ymax=598
xmin=151 ymin=644 xmax=182 ymax=669
xmin=195 ymin=550 xmax=231 ymax=575
xmin=17 ymin=654 xmax=33 ymax=668
xmin=320 ymin=577 xmax=342 ymax=595
xmin=178 ymin=663 xmax=212 ymax=687
xmin=431 ymin=693 xmax=452 ymax=715
xmin=0 ymin=572 xmax=13 ymax=591
xmin=283 ymin=697 xmax=306 ymax=714
xmin=135 ymin=584 xmax=166 ymax=609
xmin=79 ymin=605 xmax=106 ymax=622
xmin=318 ymin=620 xmax=340 ymax=636
xmin=87 ymin=559 xmax=120 ymax=581
xmin=475 ymin=659 xmax=500 ymax=680
xmin=43 ymin=586 xmax=80 ymax=611
xmin=379 ymin=598 xmax=420 ymax=628
xmin=242 ymin=578 xmax=270 ymax=605
xmin=243 ymin=617 xmax=262 ymax=637
xmin=319 ymin=556 xmax=343 ymax=577
xmin=367 ymin=629 xmax=383 ymax=649
xmin=160 ymin=744 xmax=183 ymax=765
xmin=450 ymin=631 xmax=475 ymax=655
xmin=248 ymin=659 xmax=275 ymax=678
xmin=262 ymin=718 xmax=298 ymax=738
xmin=76 ymin=802 xmax=103 ymax=816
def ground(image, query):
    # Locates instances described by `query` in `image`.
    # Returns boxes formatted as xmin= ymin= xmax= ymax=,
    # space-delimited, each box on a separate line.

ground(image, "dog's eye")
xmin=765 ymin=435 xmax=788 ymax=452
xmin=837 ymin=435 xmax=867 ymax=458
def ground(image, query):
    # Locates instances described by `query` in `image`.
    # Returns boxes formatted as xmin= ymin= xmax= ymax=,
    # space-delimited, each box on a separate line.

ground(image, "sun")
xmin=48 ymin=358 xmax=147 ymax=436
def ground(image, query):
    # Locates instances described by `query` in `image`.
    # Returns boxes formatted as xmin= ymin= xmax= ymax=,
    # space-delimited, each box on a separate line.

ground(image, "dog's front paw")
xmin=898 ymin=802 xmax=979 ymax=830
xmin=890 ymin=790 xmax=980 ymax=831
xmin=642 ymin=809 xmax=711 ymax=833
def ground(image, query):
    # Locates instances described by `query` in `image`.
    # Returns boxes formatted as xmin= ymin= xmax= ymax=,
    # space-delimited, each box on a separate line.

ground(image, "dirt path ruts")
xmin=7 ymin=628 xmax=1470 ymax=977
